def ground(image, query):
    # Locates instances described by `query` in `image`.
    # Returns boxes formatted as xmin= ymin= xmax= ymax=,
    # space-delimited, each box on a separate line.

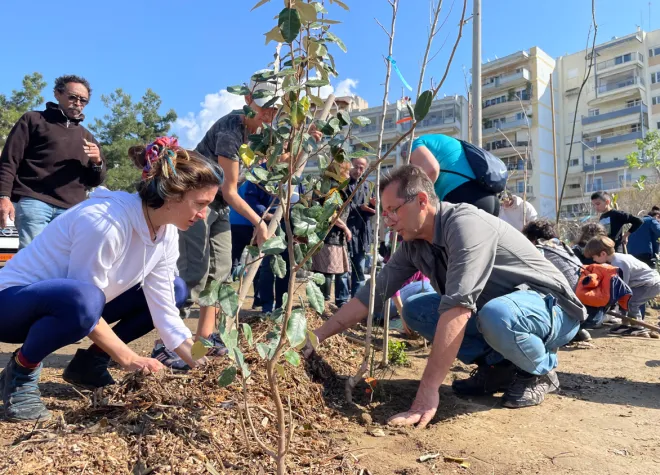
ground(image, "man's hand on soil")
xmin=387 ymin=382 xmax=438 ymax=428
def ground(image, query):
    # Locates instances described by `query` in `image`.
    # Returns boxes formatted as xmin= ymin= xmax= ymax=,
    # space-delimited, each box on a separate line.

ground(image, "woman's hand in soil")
xmin=387 ymin=381 xmax=438 ymax=428
xmin=124 ymin=355 xmax=165 ymax=374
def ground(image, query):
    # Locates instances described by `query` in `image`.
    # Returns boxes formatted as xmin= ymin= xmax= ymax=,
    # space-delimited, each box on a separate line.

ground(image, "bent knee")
xmin=476 ymin=297 xmax=514 ymax=337
xmin=68 ymin=284 xmax=106 ymax=332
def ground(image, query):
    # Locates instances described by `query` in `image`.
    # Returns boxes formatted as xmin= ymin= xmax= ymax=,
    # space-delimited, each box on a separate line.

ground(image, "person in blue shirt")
xmin=627 ymin=209 xmax=660 ymax=268
xmin=410 ymin=134 xmax=499 ymax=216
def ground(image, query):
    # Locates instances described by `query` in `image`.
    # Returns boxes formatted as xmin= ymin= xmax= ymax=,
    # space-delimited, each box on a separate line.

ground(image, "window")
xmin=570 ymin=158 xmax=579 ymax=166
xmin=631 ymin=123 xmax=641 ymax=132
xmin=516 ymin=112 xmax=525 ymax=121
xmin=614 ymin=53 xmax=633 ymax=65
xmin=590 ymin=155 xmax=601 ymax=164
xmin=657 ymin=121 xmax=660 ymax=129
xmin=650 ymin=47 xmax=660 ymax=57
xmin=651 ymin=72 xmax=660 ymax=84
xmin=588 ymin=108 xmax=600 ymax=117
xmin=568 ymin=183 xmax=581 ymax=189
xmin=653 ymin=95 xmax=660 ymax=106
xmin=613 ymin=157 xmax=619 ymax=161
xmin=627 ymin=99 xmax=641 ymax=108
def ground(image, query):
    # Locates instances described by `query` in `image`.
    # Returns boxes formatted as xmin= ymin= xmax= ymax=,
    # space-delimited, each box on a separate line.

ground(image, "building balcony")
xmin=483 ymin=94 xmax=531 ymax=116
xmin=582 ymin=129 xmax=643 ymax=150
xmin=482 ymin=68 xmax=530 ymax=93
xmin=596 ymin=76 xmax=645 ymax=96
xmin=582 ymin=103 xmax=647 ymax=126
xmin=485 ymin=141 xmax=529 ymax=156
xmin=585 ymin=180 xmax=632 ymax=193
xmin=483 ymin=118 xmax=527 ymax=136
xmin=506 ymin=184 xmax=534 ymax=197
xmin=596 ymin=52 xmax=644 ymax=75
xmin=582 ymin=158 xmax=629 ymax=173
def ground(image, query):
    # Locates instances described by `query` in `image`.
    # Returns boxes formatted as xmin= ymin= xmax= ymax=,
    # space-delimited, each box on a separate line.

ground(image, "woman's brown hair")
xmin=128 ymin=138 xmax=223 ymax=209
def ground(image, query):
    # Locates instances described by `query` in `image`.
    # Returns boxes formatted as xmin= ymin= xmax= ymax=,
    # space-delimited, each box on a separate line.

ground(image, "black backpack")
xmin=439 ymin=140 xmax=509 ymax=194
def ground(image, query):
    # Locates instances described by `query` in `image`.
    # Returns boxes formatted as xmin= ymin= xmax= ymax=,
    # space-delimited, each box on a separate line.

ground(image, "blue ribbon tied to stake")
xmin=386 ymin=55 xmax=413 ymax=91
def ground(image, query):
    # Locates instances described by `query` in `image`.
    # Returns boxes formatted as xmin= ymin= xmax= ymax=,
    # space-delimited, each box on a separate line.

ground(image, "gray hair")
xmin=379 ymin=164 xmax=438 ymax=206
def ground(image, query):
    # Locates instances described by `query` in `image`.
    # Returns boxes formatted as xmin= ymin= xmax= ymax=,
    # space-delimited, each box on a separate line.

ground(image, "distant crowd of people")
xmin=0 ymin=73 xmax=658 ymax=428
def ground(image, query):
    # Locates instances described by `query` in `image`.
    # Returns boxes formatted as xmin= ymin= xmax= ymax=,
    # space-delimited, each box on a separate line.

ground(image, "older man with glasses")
xmin=0 ymin=75 xmax=105 ymax=249
xmin=305 ymin=164 xmax=586 ymax=427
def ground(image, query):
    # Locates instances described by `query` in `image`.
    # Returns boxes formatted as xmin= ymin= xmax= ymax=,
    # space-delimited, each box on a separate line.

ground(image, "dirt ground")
xmin=1 ymin=305 xmax=660 ymax=475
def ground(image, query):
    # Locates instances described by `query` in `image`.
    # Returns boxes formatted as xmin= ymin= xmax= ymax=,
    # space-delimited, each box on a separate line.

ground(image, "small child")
xmin=584 ymin=235 xmax=660 ymax=337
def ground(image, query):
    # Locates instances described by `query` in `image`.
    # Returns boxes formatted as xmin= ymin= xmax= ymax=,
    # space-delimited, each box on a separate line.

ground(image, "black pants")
xmin=444 ymin=180 xmax=500 ymax=217
xmin=632 ymin=253 xmax=656 ymax=269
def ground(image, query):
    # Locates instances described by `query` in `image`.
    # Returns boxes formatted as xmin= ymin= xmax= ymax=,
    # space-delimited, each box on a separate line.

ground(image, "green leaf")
xmin=242 ymin=323 xmax=254 ymax=347
xmin=286 ymin=309 xmax=308 ymax=348
xmin=242 ymin=105 xmax=256 ymax=119
xmin=270 ymin=254 xmax=287 ymax=279
xmin=322 ymin=117 xmax=341 ymax=136
xmin=311 ymin=273 xmax=326 ymax=285
xmin=337 ymin=110 xmax=351 ymax=127
xmin=264 ymin=24 xmax=286 ymax=45
xmin=246 ymin=245 xmax=260 ymax=258
xmin=198 ymin=279 xmax=220 ymax=307
xmin=294 ymin=216 xmax=318 ymax=237
xmin=284 ymin=349 xmax=301 ymax=366
xmin=414 ymin=90 xmax=434 ymax=122
xmin=306 ymin=281 xmax=325 ymax=314
xmin=217 ymin=366 xmax=237 ymax=387
xmin=290 ymin=101 xmax=306 ymax=127
xmin=277 ymin=68 xmax=297 ymax=77
xmin=223 ymin=329 xmax=239 ymax=354
xmin=251 ymin=89 xmax=274 ymax=99
xmin=348 ymin=150 xmax=375 ymax=159
xmin=318 ymin=154 xmax=329 ymax=170
xmin=256 ymin=343 xmax=269 ymax=360
xmin=251 ymin=0 xmax=271 ymax=10
xmin=295 ymin=2 xmax=317 ymax=22
xmin=325 ymin=31 xmax=347 ymax=53
xmin=305 ymin=78 xmax=330 ymax=88
xmin=294 ymin=243 xmax=304 ymax=264
xmin=329 ymin=0 xmax=349 ymax=10
xmin=278 ymin=7 xmax=302 ymax=43
xmin=405 ymin=101 xmax=415 ymax=123
xmin=233 ymin=348 xmax=251 ymax=379
xmin=227 ymin=85 xmax=250 ymax=96
xmin=262 ymin=235 xmax=287 ymax=255
xmin=251 ymin=167 xmax=269 ymax=181
xmin=218 ymin=284 xmax=239 ymax=317
xmin=352 ymin=116 xmax=371 ymax=127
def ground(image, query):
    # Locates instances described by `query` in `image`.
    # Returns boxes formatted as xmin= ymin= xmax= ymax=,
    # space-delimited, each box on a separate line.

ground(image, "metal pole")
xmin=471 ymin=0 xmax=482 ymax=147
xmin=550 ymin=74 xmax=559 ymax=220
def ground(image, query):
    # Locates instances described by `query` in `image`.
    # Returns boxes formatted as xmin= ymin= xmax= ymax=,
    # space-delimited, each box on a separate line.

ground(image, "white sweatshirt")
xmin=499 ymin=195 xmax=538 ymax=231
xmin=0 ymin=188 xmax=192 ymax=350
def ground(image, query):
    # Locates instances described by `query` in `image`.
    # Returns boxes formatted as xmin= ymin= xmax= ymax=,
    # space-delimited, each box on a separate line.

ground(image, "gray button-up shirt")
xmin=355 ymin=202 xmax=587 ymax=322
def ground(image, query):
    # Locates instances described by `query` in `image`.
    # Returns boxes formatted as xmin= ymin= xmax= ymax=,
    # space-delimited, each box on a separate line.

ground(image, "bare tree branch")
xmin=556 ymin=0 xmax=598 ymax=223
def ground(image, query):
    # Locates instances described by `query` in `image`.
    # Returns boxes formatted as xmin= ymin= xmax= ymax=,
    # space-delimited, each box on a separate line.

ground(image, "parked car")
xmin=0 ymin=220 xmax=19 ymax=267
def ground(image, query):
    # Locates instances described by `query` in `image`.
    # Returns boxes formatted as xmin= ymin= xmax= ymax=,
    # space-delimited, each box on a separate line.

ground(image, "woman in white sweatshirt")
xmin=0 ymin=137 xmax=222 ymax=422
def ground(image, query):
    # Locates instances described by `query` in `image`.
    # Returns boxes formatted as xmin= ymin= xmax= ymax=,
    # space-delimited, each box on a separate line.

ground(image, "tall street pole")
xmin=471 ymin=0 xmax=482 ymax=147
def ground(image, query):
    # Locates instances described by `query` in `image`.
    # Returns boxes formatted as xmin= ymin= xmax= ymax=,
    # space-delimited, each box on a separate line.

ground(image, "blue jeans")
xmin=350 ymin=250 xmax=367 ymax=297
xmin=0 ymin=277 xmax=187 ymax=363
xmin=15 ymin=197 xmax=67 ymax=250
xmin=402 ymin=290 xmax=580 ymax=375
xmin=321 ymin=272 xmax=350 ymax=307
xmin=259 ymin=251 xmax=291 ymax=313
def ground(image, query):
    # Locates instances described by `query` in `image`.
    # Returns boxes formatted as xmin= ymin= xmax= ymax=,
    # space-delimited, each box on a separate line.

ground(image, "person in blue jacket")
xmin=229 ymin=179 xmax=273 ymax=307
xmin=409 ymin=134 xmax=499 ymax=216
xmin=627 ymin=209 xmax=660 ymax=268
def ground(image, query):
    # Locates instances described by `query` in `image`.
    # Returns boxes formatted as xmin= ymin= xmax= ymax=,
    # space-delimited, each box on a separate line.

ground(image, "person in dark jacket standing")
xmin=591 ymin=191 xmax=642 ymax=251
xmin=0 ymin=75 xmax=106 ymax=249
xmin=346 ymin=157 xmax=376 ymax=297
xmin=627 ymin=209 xmax=660 ymax=268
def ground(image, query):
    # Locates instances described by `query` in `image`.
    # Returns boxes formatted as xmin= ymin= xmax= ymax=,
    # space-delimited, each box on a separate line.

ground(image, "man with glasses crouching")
xmin=0 ymin=75 xmax=105 ymax=249
xmin=305 ymin=165 xmax=586 ymax=427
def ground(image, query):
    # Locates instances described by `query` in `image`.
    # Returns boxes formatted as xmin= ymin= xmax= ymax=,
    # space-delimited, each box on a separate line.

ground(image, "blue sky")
xmin=0 ymin=0 xmax=654 ymax=147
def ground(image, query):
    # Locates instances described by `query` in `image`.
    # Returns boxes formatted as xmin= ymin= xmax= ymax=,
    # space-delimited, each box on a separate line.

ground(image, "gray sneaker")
xmin=502 ymin=369 xmax=560 ymax=409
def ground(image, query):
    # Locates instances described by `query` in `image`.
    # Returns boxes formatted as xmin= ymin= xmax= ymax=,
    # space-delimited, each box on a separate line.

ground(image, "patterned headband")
xmin=142 ymin=136 xmax=180 ymax=180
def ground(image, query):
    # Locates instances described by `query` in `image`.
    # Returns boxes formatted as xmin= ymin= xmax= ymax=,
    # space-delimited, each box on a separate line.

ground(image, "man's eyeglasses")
xmin=382 ymin=196 xmax=416 ymax=225
xmin=67 ymin=93 xmax=89 ymax=105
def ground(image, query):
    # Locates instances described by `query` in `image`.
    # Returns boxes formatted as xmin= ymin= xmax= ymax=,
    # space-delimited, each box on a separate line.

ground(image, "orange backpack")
xmin=575 ymin=263 xmax=632 ymax=311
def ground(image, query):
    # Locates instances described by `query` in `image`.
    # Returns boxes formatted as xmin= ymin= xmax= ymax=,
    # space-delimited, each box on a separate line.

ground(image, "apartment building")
xmin=480 ymin=47 xmax=557 ymax=217
xmin=348 ymin=95 xmax=469 ymax=172
xmin=555 ymin=29 xmax=659 ymax=218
